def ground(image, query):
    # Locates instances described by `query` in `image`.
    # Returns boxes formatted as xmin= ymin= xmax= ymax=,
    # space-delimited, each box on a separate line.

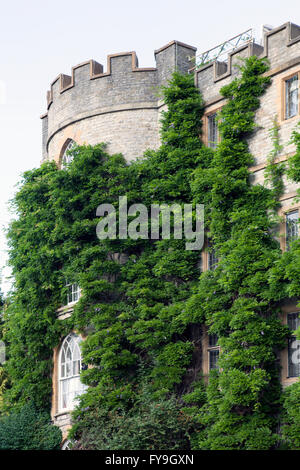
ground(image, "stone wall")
xmin=45 ymin=21 xmax=300 ymax=437
xmin=198 ymin=22 xmax=300 ymax=201
xmin=41 ymin=41 xmax=196 ymax=164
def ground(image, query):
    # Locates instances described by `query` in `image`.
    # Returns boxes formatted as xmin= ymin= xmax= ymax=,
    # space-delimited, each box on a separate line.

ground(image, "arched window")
xmin=59 ymin=333 xmax=87 ymax=411
xmin=61 ymin=439 xmax=72 ymax=450
xmin=61 ymin=139 xmax=76 ymax=168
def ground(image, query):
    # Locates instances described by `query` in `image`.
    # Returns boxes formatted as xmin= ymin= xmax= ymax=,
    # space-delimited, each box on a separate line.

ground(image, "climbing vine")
xmin=2 ymin=60 xmax=300 ymax=450
xmin=188 ymin=57 xmax=289 ymax=449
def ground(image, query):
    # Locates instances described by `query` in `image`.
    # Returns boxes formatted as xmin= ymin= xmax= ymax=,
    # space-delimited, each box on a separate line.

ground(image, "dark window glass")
xmin=209 ymin=349 xmax=219 ymax=370
xmin=208 ymin=248 xmax=218 ymax=270
xmin=285 ymin=75 xmax=298 ymax=119
xmin=286 ymin=210 xmax=298 ymax=250
xmin=208 ymin=113 xmax=218 ymax=149
xmin=198 ymin=255 xmax=203 ymax=273
xmin=288 ymin=313 xmax=300 ymax=378
xmin=209 ymin=334 xmax=218 ymax=347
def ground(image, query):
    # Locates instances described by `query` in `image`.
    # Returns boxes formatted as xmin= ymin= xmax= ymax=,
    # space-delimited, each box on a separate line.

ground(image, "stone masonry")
xmin=41 ymin=41 xmax=196 ymax=164
xmin=44 ymin=21 xmax=300 ymax=439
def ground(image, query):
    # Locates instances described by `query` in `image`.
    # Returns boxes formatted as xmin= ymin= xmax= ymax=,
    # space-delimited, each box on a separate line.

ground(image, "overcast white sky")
xmin=0 ymin=0 xmax=299 ymax=293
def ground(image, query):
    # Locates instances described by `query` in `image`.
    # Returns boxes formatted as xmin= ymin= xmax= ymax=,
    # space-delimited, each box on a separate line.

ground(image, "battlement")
xmin=41 ymin=41 xmax=196 ymax=162
xmin=41 ymin=22 xmax=300 ymax=164
xmin=45 ymin=41 xmax=197 ymax=111
xmin=46 ymin=53 xmax=157 ymax=109
xmin=195 ymin=22 xmax=300 ymax=105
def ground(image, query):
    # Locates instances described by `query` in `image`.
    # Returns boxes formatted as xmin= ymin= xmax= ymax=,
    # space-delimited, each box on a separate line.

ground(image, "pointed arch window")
xmin=59 ymin=333 xmax=87 ymax=412
xmin=61 ymin=439 xmax=72 ymax=450
xmin=61 ymin=139 xmax=76 ymax=168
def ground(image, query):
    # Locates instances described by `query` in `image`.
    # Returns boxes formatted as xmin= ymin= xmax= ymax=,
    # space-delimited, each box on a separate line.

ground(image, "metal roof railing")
xmin=193 ymin=29 xmax=254 ymax=69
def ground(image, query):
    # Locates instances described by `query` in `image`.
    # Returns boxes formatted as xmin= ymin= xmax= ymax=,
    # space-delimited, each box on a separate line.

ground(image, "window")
xmin=59 ymin=333 xmax=87 ymax=411
xmin=198 ymin=254 xmax=203 ymax=273
xmin=66 ymin=281 xmax=81 ymax=305
xmin=207 ymin=113 xmax=218 ymax=149
xmin=286 ymin=210 xmax=299 ymax=250
xmin=62 ymin=440 xmax=72 ymax=450
xmin=208 ymin=333 xmax=219 ymax=371
xmin=61 ymin=139 xmax=76 ymax=168
xmin=287 ymin=313 xmax=300 ymax=378
xmin=285 ymin=75 xmax=298 ymax=119
xmin=208 ymin=248 xmax=218 ymax=270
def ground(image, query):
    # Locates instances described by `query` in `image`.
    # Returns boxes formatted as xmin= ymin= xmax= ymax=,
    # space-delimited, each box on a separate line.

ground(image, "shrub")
xmin=280 ymin=381 xmax=300 ymax=449
xmin=70 ymin=386 xmax=195 ymax=450
xmin=0 ymin=402 xmax=62 ymax=450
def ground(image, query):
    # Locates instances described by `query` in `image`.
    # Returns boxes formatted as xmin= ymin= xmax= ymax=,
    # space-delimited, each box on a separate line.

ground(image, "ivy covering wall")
xmin=1 ymin=57 xmax=300 ymax=450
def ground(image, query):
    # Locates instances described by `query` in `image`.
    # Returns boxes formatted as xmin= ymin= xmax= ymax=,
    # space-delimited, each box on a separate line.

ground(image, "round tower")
xmin=41 ymin=41 xmax=197 ymax=165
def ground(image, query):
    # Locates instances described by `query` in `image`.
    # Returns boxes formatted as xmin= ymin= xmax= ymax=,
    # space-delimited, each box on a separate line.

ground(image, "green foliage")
xmin=281 ymin=382 xmax=300 ymax=449
xmin=70 ymin=385 xmax=194 ymax=450
xmin=287 ymin=122 xmax=300 ymax=183
xmin=3 ymin=61 xmax=300 ymax=450
xmin=268 ymin=121 xmax=300 ymax=309
xmin=0 ymin=402 xmax=61 ymax=450
xmin=187 ymin=56 xmax=290 ymax=449
xmin=264 ymin=117 xmax=285 ymax=205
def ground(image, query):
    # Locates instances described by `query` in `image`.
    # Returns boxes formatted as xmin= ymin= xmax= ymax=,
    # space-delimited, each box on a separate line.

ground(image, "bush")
xmin=70 ymin=387 xmax=195 ymax=450
xmin=281 ymin=381 xmax=300 ymax=449
xmin=0 ymin=402 xmax=62 ymax=450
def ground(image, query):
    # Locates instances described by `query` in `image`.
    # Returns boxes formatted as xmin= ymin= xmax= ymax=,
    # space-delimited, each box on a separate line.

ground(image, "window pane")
xmin=67 ymin=284 xmax=72 ymax=304
xmin=198 ymin=255 xmax=203 ymax=272
xmin=286 ymin=210 xmax=298 ymax=250
xmin=208 ymin=248 xmax=218 ymax=270
xmin=209 ymin=334 xmax=218 ymax=347
xmin=286 ymin=75 xmax=298 ymax=119
xmin=62 ymin=379 xmax=69 ymax=409
xmin=66 ymin=345 xmax=72 ymax=361
xmin=288 ymin=312 xmax=300 ymax=331
xmin=59 ymin=334 xmax=87 ymax=411
xmin=73 ymin=360 xmax=80 ymax=376
xmin=209 ymin=349 xmax=219 ymax=370
xmin=288 ymin=337 xmax=300 ymax=377
xmin=66 ymin=361 xmax=71 ymax=377
xmin=62 ymin=140 xmax=76 ymax=168
xmin=66 ymin=282 xmax=80 ymax=304
xmin=208 ymin=113 xmax=218 ymax=149
xmin=288 ymin=313 xmax=300 ymax=377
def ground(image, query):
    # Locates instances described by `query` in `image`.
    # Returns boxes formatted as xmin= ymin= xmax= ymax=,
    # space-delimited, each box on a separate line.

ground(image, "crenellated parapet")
xmin=46 ymin=54 xmax=156 ymax=110
xmin=41 ymin=22 xmax=300 ymax=165
xmin=41 ymin=41 xmax=196 ymax=162
xmin=195 ymin=22 xmax=300 ymax=105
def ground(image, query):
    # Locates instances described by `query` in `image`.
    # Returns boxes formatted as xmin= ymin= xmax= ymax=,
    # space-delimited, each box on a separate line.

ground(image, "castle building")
xmin=41 ymin=22 xmax=300 ymax=439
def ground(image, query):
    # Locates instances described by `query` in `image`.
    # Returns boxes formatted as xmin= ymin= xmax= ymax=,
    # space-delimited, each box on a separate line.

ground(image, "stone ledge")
xmin=56 ymin=303 xmax=77 ymax=320
xmin=54 ymin=410 xmax=72 ymax=419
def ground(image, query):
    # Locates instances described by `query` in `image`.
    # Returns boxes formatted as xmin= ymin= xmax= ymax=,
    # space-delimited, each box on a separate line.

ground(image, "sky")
xmin=0 ymin=0 xmax=299 ymax=293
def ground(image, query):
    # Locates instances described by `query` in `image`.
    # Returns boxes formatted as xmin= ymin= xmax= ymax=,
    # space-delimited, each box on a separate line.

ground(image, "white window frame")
xmin=208 ymin=334 xmax=220 ymax=371
xmin=61 ymin=140 xmax=76 ymax=168
xmin=58 ymin=333 xmax=87 ymax=412
xmin=66 ymin=281 xmax=81 ymax=305
xmin=287 ymin=313 xmax=300 ymax=378
xmin=285 ymin=74 xmax=298 ymax=119
xmin=62 ymin=439 xmax=72 ymax=450
xmin=285 ymin=210 xmax=299 ymax=251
